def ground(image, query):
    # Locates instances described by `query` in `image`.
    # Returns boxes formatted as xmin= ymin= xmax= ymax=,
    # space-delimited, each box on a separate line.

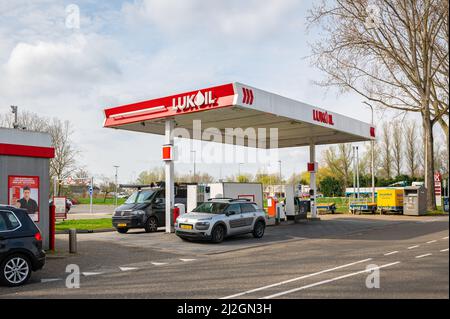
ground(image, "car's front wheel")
xmin=211 ymin=225 xmax=225 ymax=243
xmin=144 ymin=216 xmax=158 ymax=233
xmin=252 ymin=220 xmax=265 ymax=238
xmin=0 ymin=254 xmax=32 ymax=287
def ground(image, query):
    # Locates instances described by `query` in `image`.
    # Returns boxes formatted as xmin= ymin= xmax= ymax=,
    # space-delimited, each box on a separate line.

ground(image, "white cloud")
xmin=0 ymin=0 xmax=395 ymax=182
xmin=122 ymin=0 xmax=300 ymax=39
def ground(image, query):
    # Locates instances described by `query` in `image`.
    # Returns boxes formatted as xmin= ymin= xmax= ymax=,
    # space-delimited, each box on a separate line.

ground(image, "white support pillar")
xmin=309 ymin=143 xmax=317 ymax=219
xmin=165 ymin=119 xmax=175 ymax=233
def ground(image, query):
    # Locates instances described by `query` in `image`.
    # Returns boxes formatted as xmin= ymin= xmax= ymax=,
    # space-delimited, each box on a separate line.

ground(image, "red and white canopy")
xmin=103 ymin=82 xmax=375 ymax=148
xmin=0 ymin=128 xmax=54 ymax=158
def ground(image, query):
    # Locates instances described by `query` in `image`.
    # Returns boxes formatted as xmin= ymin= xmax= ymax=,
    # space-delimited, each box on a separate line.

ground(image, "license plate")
xmin=180 ymin=224 xmax=193 ymax=230
xmin=117 ymin=223 xmax=127 ymax=227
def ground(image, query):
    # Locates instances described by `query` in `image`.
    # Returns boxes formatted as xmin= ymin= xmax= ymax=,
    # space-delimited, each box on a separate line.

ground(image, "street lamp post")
xmin=114 ymin=165 xmax=119 ymax=208
xmin=278 ymin=160 xmax=282 ymax=198
xmin=363 ymin=101 xmax=376 ymax=203
xmin=238 ymin=163 xmax=243 ymax=181
xmin=191 ymin=150 xmax=196 ymax=182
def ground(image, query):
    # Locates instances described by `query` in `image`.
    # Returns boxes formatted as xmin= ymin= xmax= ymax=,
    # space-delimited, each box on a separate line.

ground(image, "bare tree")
xmin=323 ymin=143 xmax=353 ymax=189
xmin=380 ymin=122 xmax=393 ymax=179
xmin=404 ymin=120 xmax=420 ymax=177
xmin=308 ymin=0 xmax=449 ymax=209
xmin=392 ymin=120 xmax=403 ymax=177
xmin=1 ymin=110 xmax=79 ymax=195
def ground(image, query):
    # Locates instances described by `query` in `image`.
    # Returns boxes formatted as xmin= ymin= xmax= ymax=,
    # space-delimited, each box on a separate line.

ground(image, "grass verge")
xmin=55 ymin=218 xmax=113 ymax=231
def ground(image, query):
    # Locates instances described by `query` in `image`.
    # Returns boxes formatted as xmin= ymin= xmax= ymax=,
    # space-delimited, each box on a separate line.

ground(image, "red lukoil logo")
xmin=172 ymin=91 xmax=216 ymax=111
xmin=313 ymin=110 xmax=334 ymax=125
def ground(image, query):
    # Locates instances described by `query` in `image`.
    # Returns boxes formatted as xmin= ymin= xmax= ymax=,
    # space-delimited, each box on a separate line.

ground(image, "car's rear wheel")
xmin=252 ymin=220 xmax=265 ymax=238
xmin=117 ymin=228 xmax=128 ymax=234
xmin=0 ymin=254 xmax=32 ymax=287
xmin=211 ymin=225 xmax=225 ymax=243
xmin=144 ymin=216 xmax=158 ymax=233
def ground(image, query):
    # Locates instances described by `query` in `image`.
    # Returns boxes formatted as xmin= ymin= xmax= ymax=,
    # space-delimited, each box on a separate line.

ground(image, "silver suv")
xmin=175 ymin=198 xmax=266 ymax=243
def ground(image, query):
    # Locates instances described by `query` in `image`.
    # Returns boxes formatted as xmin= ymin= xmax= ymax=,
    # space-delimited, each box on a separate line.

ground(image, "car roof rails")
xmin=230 ymin=198 xmax=251 ymax=202
xmin=208 ymin=197 xmax=233 ymax=201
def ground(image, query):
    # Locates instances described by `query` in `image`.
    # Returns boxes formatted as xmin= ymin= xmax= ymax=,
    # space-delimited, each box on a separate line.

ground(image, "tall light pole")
xmin=363 ymin=101 xmax=376 ymax=203
xmin=352 ymin=146 xmax=356 ymax=199
xmin=356 ymin=146 xmax=360 ymax=199
xmin=10 ymin=105 xmax=19 ymax=129
xmin=238 ymin=162 xmax=243 ymax=180
xmin=191 ymin=150 xmax=196 ymax=182
xmin=278 ymin=160 xmax=282 ymax=198
xmin=113 ymin=165 xmax=119 ymax=208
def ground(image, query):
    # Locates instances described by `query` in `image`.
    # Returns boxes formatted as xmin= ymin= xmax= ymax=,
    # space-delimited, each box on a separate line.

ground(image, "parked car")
xmin=112 ymin=186 xmax=187 ymax=234
xmin=0 ymin=205 xmax=45 ymax=287
xmin=175 ymin=198 xmax=266 ymax=243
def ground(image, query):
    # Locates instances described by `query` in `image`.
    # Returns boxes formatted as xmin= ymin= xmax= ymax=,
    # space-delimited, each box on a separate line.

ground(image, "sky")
xmin=0 ymin=0 xmax=411 ymax=183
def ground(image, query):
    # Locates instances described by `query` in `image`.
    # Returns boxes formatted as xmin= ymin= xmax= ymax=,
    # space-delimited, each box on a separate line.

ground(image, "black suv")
xmin=112 ymin=187 xmax=187 ymax=233
xmin=0 ymin=205 xmax=46 ymax=287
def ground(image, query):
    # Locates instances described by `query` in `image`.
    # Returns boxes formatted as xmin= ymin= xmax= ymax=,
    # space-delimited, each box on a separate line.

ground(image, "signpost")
xmin=53 ymin=176 xmax=94 ymax=213
xmin=434 ymin=172 xmax=442 ymax=207
xmin=54 ymin=196 xmax=67 ymax=220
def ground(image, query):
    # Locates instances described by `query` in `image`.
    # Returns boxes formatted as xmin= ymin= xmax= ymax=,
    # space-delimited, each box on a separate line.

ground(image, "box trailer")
xmin=376 ymin=188 xmax=404 ymax=213
xmin=186 ymin=182 xmax=263 ymax=212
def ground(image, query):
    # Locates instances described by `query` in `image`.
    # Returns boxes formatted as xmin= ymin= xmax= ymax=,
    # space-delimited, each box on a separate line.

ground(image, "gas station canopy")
xmin=103 ymin=82 xmax=375 ymax=147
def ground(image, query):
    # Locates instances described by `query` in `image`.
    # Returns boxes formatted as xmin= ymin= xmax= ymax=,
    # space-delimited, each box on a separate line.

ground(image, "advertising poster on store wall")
xmin=8 ymin=175 xmax=40 ymax=222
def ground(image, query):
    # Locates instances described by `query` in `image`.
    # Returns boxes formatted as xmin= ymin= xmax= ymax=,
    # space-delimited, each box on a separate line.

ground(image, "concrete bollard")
xmin=69 ymin=228 xmax=77 ymax=254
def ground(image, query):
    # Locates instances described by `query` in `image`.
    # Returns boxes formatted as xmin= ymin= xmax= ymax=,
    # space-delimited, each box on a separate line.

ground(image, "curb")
xmin=56 ymin=228 xmax=115 ymax=234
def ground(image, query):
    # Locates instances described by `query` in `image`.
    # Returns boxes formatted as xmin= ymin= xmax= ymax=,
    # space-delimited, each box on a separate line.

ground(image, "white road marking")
xmin=442 ymin=236 xmax=449 ymax=240
xmin=119 ymin=267 xmax=138 ymax=271
xmin=151 ymin=262 xmax=167 ymax=266
xmin=440 ymin=248 xmax=449 ymax=252
xmin=261 ymin=262 xmax=401 ymax=299
xmin=82 ymin=272 xmax=104 ymax=276
xmin=408 ymin=245 xmax=420 ymax=249
xmin=384 ymin=251 xmax=398 ymax=256
xmin=180 ymin=258 xmax=197 ymax=262
xmin=41 ymin=278 xmax=62 ymax=283
xmin=416 ymin=253 xmax=432 ymax=259
xmin=220 ymin=258 xmax=372 ymax=299
xmin=426 ymin=240 xmax=437 ymax=244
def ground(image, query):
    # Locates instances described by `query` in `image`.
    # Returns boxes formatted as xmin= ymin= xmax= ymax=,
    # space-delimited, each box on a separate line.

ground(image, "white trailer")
xmin=186 ymin=182 xmax=264 ymax=212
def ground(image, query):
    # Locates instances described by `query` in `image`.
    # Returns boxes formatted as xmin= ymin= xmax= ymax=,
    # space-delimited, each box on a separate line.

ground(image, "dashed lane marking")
xmin=384 ymin=251 xmax=398 ymax=256
xmin=41 ymin=278 xmax=62 ymax=283
xmin=408 ymin=245 xmax=420 ymax=249
xmin=82 ymin=272 xmax=104 ymax=276
xmin=261 ymin=262 xmax=401 ymax=299
xmin=119 ymin=267 xmax=138 ymax=271
xmin=440 ymin=248 xmax=449 ymax=252
xmin=180 ymin=259 xmax=197 ymax=262
xmin=426 ymin=240 xmax=437 ymax=244
xmin=416 ymin=253 xmax=432 ymax=259
xmin=151 ymin=262 xmax=167 ymax=266
xmin=221 ymin=258 xmax=372 ymax=299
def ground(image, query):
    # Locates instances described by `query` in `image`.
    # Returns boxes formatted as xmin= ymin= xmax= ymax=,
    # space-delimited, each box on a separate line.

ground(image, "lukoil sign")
xmin=313 ymin=109 xmax=334 ymax=125
xmin=172 ymin=91 xmax=216 ymax=111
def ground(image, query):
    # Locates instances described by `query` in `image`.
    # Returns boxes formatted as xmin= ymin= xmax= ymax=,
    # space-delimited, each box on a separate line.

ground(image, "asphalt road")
xmin=0 ymin=214 xmax=448 ymax=299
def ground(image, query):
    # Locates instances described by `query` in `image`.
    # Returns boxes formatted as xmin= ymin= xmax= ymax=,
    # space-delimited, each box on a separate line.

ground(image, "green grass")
xmin=55 ymin=218 xmax=113 ymax=231
xmin=75 ymin=197 xmax=126 ymax=205
xmin=316 ymin=197 xmax=350 ymax=213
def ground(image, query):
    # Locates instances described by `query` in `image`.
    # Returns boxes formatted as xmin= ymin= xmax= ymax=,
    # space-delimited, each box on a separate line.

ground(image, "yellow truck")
xmin=376 ymin=188 xmax=404 ymax=213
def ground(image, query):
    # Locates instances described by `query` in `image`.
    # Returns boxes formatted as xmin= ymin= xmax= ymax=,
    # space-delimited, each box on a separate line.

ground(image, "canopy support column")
xmin=165 ymin=119 xmax=174 ymax=233
xmin=309 ymin=143 xmax=318 ymax=219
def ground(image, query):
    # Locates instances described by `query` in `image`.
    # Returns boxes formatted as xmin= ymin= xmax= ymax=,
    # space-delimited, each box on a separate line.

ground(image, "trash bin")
xmin=403 ymin=186 xmax=427 ymax=216
xmin=444 ymin=197 xmax=449 ymax=213
xmin=295 ymin=199 xmax=310 ymax=220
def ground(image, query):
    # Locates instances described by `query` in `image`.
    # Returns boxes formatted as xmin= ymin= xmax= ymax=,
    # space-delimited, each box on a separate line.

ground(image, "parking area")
xmin=0 ymin=213 xmax=448 ymax=299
